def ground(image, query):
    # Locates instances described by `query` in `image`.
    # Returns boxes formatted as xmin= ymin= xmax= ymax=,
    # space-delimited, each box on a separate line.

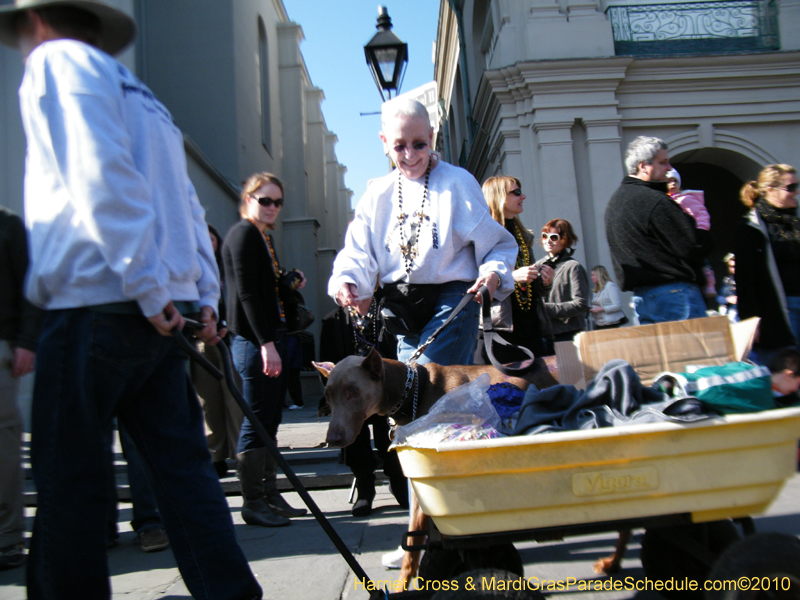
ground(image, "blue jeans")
xmin=396 ymin=281 xmax=480 ymax=366
xmin=232 ymin=333 xmax=286 ymax=451
xmin=27 ymin=309 xmax=261 ymax=600
xmin=633 ymin=282 xmax=707 ymax=325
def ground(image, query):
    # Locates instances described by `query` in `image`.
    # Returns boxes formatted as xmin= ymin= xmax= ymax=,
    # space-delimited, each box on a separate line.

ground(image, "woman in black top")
xmin=222 ymin=172 xmax=306 ymax=527
xmin=481 ymin=176 xmax=553 ymax=362
xmin=735 ymin=164 xmax=800 ymax=363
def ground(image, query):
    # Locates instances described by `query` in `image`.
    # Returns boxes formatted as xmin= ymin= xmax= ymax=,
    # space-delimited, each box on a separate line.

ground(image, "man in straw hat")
xmin=0 ymin=2 xmax=262 ymax=598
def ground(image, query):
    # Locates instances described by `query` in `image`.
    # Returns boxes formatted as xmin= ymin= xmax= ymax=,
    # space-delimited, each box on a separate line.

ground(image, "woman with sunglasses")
xmin=222 ymin=172 xmax=307 ymax=527
xmin=481 ymin=176 xmax=554 ymax=362
xmin=328 ymin=98 xmax=516 ymax=367
xmin=536 ymin=219 xmax=590 ymax=355
xmin=735 ymin=164 xmax=800 ymax=364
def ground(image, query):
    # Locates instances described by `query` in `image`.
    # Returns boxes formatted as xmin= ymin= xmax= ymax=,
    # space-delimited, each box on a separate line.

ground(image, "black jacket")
xmin=735 ymin=206 xmax=797 ymax=350
xmin=605 ymin=177 xmax=712 ymax=291
xmin=0 ymin=207 xmax=41 ymax=350
xmin=222 ymin=219 xmax=283 ymax=346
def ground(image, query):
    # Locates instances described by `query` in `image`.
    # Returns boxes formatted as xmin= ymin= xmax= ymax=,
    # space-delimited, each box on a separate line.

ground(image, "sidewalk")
xmin=3 ymin=401 xmax=800 ymax=599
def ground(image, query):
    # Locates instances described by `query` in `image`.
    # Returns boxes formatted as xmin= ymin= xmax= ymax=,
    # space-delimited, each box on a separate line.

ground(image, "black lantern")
xmin=364 ymin=6 xmax=408 ymax=102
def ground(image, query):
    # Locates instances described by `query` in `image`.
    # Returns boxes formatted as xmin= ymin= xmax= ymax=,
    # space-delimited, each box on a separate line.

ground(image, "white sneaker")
xmin=381 ymin=545 xmax=405 ymax=569
xmin=288 ymin=404 xmax=303 ymax=410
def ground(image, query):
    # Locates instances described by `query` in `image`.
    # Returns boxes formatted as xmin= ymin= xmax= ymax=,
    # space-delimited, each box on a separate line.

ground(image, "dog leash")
xmin=172 ymin=326 xmax=388 ymax=599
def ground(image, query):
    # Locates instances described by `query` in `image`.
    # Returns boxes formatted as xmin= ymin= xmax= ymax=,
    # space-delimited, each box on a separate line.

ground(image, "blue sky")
xmin=284 ymin=1 xmax=440 ymax=207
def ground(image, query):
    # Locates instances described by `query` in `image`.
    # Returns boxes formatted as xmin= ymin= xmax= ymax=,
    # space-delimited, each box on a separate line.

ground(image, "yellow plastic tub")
xmin=395 ymin=407 xmax=800 ymax=537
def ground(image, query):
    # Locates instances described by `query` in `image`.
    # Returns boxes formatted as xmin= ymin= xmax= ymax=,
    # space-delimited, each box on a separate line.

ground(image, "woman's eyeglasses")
xmin=250 ymin=195 xmax=284 ymax=208
xmin=781 ymin=183 xmax=799 ymax=192
xmin=541 ymin=233 xmax=561 ymax=243
xmin=509 ymin=188 xmax=522 ymax=196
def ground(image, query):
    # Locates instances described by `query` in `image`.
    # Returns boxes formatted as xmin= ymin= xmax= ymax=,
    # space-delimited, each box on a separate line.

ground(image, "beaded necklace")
xmin=392 ymin=161 xmax=435 ymax=273
xmin=249 ymin=218 xmax=285 ymax=321
xmin=347 ymin=297 xmax=378 ymax=356
xmin=512 ymin=222 xmax=533 ymax=312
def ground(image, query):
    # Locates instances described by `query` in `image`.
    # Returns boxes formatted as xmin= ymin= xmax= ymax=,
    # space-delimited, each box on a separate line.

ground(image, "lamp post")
xmin=364 ymin=6 xmax=408 ymax=102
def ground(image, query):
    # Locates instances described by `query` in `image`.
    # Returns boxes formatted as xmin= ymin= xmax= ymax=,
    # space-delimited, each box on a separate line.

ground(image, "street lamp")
xmin=364 ymin=6 xmax=408 ymax=102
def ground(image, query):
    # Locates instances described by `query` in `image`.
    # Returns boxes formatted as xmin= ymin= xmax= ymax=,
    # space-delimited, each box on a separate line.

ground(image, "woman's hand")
xmin=295 ymin=270 xmax=307 ymax=291
xmin=468 ymin=272 xmax=500 ymax=301
xmin=513 ymin=265 xmax=540 ymax=283
xmin=590 ymin=306 xmax=604 ymax=314
xmin=538 ymin=264 xmax=555 ymax=287
xmin=335 ymin=283 xmax=358 ymax=307
xmin=260 ymin=342 xmax=282 ymax=378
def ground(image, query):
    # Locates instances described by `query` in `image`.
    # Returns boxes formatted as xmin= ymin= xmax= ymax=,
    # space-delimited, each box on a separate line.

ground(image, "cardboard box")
xmin=556 ymin=316 xmax=759 ymax=389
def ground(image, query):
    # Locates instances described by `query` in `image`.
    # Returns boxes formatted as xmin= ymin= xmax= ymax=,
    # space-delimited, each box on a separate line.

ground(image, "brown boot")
xmin=263 ymin=448 xmax=307 ymax=518
xmin=237 ymin=448 xmax=289 ymax=527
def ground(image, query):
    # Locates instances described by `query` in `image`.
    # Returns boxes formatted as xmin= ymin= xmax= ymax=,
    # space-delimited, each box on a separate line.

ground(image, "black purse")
xmin=378 ymin=282 xmax=441 ymax=337
xmin=279 ymin=270 xmax=315 ymax=333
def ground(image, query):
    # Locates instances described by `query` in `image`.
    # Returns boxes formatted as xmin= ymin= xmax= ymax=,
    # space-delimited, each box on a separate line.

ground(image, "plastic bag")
xmin=389 ymin=374 xmax=502 ymax=449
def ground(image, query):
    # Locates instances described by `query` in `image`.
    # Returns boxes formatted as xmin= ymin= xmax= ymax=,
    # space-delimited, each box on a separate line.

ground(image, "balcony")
xmin=607 ymin=1 xmax=779 ymax=56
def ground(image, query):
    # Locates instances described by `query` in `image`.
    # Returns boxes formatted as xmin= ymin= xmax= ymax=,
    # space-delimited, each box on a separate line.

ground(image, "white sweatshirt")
xmin=19 ymin=40 xmax=219 ymax=318
xmin=328 ymin=160 xmax=516 ymax=301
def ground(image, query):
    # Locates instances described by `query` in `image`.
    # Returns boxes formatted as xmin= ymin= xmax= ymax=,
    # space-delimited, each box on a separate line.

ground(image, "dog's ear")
xmin=312 ymin=361 xmax=335 ymax=379
xmin=360 ymin=347 xmax=384 ymax=381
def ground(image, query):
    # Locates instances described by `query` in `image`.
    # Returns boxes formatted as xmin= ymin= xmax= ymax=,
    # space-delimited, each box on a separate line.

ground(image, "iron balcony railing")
xmin=607 ymin=1 xmax=779 ymax=56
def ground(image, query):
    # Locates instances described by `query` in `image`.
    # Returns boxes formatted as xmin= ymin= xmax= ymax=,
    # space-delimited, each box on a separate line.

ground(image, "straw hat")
xmin=0 ymin=0 xmax=136 ymax=56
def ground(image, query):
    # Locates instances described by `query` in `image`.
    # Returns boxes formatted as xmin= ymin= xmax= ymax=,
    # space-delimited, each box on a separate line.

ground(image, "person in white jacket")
xmin=590 ymin=265 xmax=628 ymax=329
xmin=328 ymin=98 xmax=516 ymax=366
xmin=0 ymin=2 xmax=261 ymax=598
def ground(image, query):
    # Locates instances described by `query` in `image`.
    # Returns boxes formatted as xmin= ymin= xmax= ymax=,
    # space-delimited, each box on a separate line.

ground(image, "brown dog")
xmin=313 ymin=348 xmax=558 ymax=586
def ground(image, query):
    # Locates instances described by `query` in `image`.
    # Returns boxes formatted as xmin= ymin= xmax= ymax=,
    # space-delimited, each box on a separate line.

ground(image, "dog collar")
xmin=387 ymin=363 xmax=418 ymax=419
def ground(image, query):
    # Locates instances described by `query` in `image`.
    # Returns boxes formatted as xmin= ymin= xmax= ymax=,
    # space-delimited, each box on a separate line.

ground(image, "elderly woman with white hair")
xmin=328 ymin=98 xmax=516 ymax=367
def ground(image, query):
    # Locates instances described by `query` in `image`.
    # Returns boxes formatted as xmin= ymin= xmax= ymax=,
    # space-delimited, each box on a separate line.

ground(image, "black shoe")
xmin=0 ymin=543 xmax=25 ymax=571
xmin=351 ymin=496 xmax=373 ymax=517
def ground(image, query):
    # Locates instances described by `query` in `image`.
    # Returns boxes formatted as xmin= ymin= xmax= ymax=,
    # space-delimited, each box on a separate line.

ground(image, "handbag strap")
xmin=480 ymin=287 xmax=537 ymax=376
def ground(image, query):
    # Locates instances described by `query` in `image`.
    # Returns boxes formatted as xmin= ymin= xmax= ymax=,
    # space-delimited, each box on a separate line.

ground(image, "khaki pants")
xmin=0 ymin=340 xmax=24 ymax=548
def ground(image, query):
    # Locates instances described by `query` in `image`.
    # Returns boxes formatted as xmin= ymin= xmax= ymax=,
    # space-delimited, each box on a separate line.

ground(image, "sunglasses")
xmin=781 ymin=183 xmax=799 ymax=192
xmin=250 ymin=195 xmax=284 ymax=208
xmin=541 ymin=232 xmax=562 ymax=243
xmin=509 ymin=188 xmax=523 ymax=196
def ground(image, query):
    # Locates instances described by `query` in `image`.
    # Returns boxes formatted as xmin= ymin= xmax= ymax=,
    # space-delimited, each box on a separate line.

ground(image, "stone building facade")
xmin=0 ymin=0 xmax=351 ymax=420
xmin=435 ymin=0 xmax=800 ymax=292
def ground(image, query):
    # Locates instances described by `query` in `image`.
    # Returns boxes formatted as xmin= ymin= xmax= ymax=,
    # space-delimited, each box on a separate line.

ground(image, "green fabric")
xmin=655 ymin=362 xmax=774 ymax=415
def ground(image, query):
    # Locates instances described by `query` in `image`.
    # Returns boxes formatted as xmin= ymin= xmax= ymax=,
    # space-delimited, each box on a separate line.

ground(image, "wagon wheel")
xmin=420 ymin=542 xmax=524 ymax=583
xmin=431 ymin=569 xmax=546 ymax=600
xmin=704 ymin=533 xmax=800 ymax=600
xmin=419 ymin=546 xmax=464 ymax=582
xmin=460 ymin=543 xmax=524 ymax=578
xmin=640 ymin=520 xmax=742 ymax=599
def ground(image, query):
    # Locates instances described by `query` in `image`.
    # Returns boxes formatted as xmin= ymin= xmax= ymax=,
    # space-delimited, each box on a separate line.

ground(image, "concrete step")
xmin=22 ymin=445 xmax=354 ymax=506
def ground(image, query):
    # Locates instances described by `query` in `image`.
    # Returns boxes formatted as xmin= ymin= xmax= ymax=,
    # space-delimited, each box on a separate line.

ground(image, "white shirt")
xmin=329 ymin=160 xmax=516 ymax=301
xmin=19 ymin=40 xmax=218 ymax=317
